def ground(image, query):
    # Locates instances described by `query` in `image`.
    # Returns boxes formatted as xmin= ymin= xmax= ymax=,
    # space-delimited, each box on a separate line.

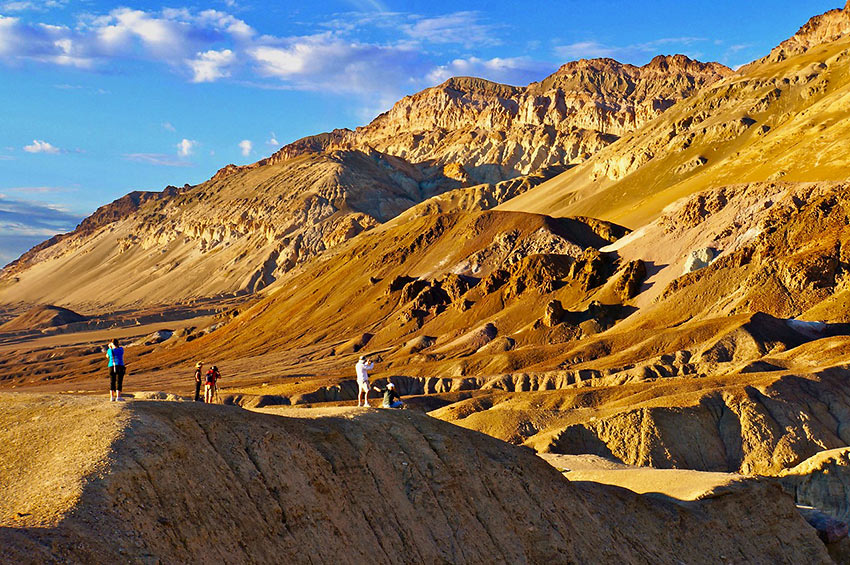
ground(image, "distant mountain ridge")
xmin=0 ymin=54 xmax=727 ymax=308
xmin=217 ymin=55 xmax=731 ymax=185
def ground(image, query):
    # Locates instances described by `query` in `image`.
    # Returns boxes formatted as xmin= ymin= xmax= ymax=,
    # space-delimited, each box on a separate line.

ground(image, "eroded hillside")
xmin=502 ymin=3 xmax=850 ymax=227
xmin=0 ymin=394 xmax=832 ymax=564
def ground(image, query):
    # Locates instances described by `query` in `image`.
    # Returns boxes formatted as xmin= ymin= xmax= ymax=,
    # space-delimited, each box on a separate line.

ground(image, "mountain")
xmin=502 ymin=3 xmax=850 ymax=228
xmin=0 ymin=55 xmax=727 ymax=309
xmin=242 ymin=55 xmax=731 ymax=185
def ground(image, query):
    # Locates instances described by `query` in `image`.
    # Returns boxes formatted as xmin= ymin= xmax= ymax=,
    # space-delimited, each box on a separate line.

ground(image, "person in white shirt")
xmin=355 ymin=355 xmax=374 ymax=407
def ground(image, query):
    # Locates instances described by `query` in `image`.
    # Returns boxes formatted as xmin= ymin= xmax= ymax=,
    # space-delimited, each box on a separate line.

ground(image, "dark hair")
xmin=111 ymin=338 xmax=120 ymax=346
xmin=212 ymin=365 xmax=218 ymax=371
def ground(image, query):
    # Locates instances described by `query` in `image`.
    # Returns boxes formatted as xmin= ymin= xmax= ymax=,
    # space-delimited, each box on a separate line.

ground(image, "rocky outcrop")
xmin=749 ymin=3 xmax=850 ymax=66
xmin=682 ymin=247 xmax=719 ymax=274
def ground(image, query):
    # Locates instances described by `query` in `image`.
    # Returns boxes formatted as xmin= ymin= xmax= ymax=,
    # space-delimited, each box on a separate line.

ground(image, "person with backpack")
xmin=193 ymin=361 xmax=204 ymax=402
xmin=106 ymin=338 xmax=125 ymax=402
xmin=204 ymin=365 xmax=221 ymax=404
xmin=355 ymin=355 xmax=374 ymax=407
xmin=372 ymin=382 xmax=404 ymax=409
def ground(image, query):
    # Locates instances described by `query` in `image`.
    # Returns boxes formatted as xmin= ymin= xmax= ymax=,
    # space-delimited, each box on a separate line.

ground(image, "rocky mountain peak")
xmin=438 ymin=76 xmax=524 ymax=97
xmin=750 ymin=5 xmax=850 ymax=66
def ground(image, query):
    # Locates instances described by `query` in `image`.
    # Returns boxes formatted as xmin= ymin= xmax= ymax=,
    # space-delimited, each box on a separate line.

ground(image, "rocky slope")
xmin=245 ymin=56 xmax=731 ymax=185
xmin=502 ymin=3 xmax=850 ymax=228
xmin=0 ymin=149 xmax=469 ymax=308
xmin=0 ymin=393 xmax=832 ymax=564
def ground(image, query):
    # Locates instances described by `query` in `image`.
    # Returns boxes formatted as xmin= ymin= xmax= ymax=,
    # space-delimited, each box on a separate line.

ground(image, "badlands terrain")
xmin=6 ymin=2 xmax=850 ymax=563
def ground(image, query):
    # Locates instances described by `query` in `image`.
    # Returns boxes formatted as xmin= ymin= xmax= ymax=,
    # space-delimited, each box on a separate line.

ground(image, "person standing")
xmin=355 ymin=355 xmax=374 ymax=407
xmin=194 ymin=361 xmax=204 ymax=402
xmin=106 ymin=338 xmax=125 ymax=402
xmin=205 ymin=365 xmax=221 ymax=404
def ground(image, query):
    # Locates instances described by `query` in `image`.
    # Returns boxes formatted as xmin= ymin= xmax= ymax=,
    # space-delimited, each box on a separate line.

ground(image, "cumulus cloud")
xmin=0 ymin=6 xmax=540 ymax=100
xmin=123 ymin=152 xmax=192 ymax=167
xmin=238 ymin=139 xmax=252 ymax=156
xmin=176 ymin=138 xmax=196 ymax=157
xmin=188 ymin=48 xmax=235 ymax=82
xmin=267 ymin=132 xmax=279 ymax=146
xmin=0 ymin=15 xmax=94 ymax=68
xmin=23 ymin=139 xmax=60 ymax=153
xmin=249 ymin=34 xmax=425 ymax=94
xmin=0 ymin=7 xmax=253 ymax=76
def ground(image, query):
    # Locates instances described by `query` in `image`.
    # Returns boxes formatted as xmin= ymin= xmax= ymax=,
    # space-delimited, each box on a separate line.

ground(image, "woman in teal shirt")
xmin=107 ymin=338 xmax=125 ymax=402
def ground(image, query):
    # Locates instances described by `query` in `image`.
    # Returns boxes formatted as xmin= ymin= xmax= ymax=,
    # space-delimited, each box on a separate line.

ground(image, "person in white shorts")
xmin=355 ymin=355 xmax=374 ymax=407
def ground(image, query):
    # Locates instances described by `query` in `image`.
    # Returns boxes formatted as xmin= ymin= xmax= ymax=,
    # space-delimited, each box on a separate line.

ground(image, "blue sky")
xmin=0 ymin=0 xmax=841 ymax=264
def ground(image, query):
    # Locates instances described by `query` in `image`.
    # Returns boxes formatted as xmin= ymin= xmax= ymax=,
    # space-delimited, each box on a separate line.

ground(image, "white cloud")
xmin=427 ymin=56 xmax=554 ymax=86
xmin=554 ymin=37 xmax=708 ymax=65
xmin=196 ymin=9 xmax=254 ymax=40
xmin=249 ymin=34 xmax=424 ymax=94
xmin=0 ymin=0 xmax=67 ymax=12
xmin=0 ymin=6 xmax=538 ymax=101
xmin=238 ymin=139 xmax=252 ymax=156
xmin=0 ymin=7 xmax=253 ymax=75
xmin=187 ymin=48 xmax=236 ymax=82
xmin=267 ymin=132 xmax=279 ymax=146
xmin=162 ymin=121 xmax=176 ymax=132
xmin=6 ymin=185 xmax=71 ymax=194
xmin=123 ymin=153 xmax=192 ymax=167
xmin=0 ymin=192 xmax=81 ymax=265
xmin=401 ymin=12 xmax=499 ymax=47
xmin=176 ymin=138 xmax=196 ymax=157
xmin=23 ymin=139 xmax=60 ymax=153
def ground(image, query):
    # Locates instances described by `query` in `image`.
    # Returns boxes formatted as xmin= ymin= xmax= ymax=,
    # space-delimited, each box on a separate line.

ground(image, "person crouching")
xmin=372 ymin=382 xmax=404 ymax=409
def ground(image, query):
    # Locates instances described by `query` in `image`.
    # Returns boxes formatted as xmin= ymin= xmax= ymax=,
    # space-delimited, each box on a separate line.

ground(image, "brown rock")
xmin=543 ymin=300 xmax=566 ymax=327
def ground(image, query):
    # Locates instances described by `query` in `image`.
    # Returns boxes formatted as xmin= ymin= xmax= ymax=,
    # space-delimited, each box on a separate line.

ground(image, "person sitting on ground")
xmin=193 ymin=361 xmax=204 ymax=402
xmin=204 ymin=365 xmax=220 ymax=404
xmin=355 ymin=355 xmax=374 ymax=407
xmin=372 ymin=382 xmax=404 ymax=409
xmin=106 ymin=338 xmax=126 ymax=402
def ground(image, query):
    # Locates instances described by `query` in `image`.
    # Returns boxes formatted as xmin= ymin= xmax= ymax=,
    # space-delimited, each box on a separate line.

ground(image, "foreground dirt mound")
xmin=0 ymin=394 xmax=831 ymax=564
xmin=0 ymin=305 xmax=87 ymax=332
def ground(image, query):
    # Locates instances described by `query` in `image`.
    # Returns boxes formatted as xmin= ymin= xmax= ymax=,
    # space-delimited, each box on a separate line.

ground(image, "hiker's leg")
xmin=116 ymin=366 xmax=124 ymax=399
xmin=109 ymin=368 xmax=117 ymax=401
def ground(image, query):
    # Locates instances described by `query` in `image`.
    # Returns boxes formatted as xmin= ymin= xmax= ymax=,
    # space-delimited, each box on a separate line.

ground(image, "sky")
xmin=0 ymin=0 xmax=842 ymax=264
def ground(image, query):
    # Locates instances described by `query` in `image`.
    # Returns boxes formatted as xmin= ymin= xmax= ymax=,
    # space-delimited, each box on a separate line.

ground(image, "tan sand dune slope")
xmin=0 ymin=393 xmax=831 ymax=564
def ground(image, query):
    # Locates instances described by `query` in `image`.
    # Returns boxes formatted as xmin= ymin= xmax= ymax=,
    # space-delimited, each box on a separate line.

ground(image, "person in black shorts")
xmin=194 ymin=361 xmax=204 ymax=402
xmin=106 ymin=338 xmax=126 ymax=401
